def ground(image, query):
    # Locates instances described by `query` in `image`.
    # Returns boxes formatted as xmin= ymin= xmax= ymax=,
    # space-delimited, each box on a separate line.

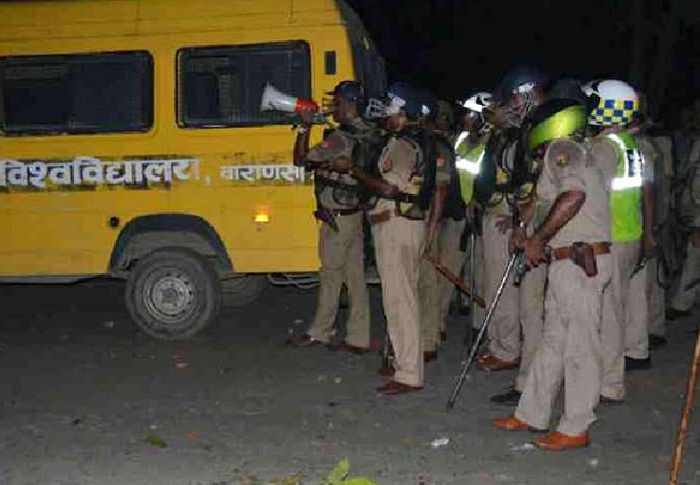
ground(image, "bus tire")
xmin=125 ymin=248 xmax=221 ymax=340
xmin=221 ymin=275 xmax=267 ymax=307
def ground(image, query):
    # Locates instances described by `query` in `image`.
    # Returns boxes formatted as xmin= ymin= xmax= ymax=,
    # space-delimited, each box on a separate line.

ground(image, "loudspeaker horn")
xmin=260 ymin=83 xmax=318 ymax=113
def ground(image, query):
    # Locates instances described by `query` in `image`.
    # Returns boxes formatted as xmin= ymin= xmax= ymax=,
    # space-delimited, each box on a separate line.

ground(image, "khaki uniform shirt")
xmin=434 ymin=140 xmax=453 ymax=186
xmin=635 ymin=135 xmax=659 ymax=185
xmin=536 ymin=139 xmax=610 ymax=247
xmin=307 ymin=119 xmax=368 ymax=210
xmin=370 ymin=135 xmax=422 ymax=215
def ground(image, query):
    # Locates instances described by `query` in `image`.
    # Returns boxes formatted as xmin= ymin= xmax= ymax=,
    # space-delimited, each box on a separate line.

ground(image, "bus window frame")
xmin=176 ymin=40 xmax=312 ymax=130
xmin=0 ymin=50 xmax=154 ymax=137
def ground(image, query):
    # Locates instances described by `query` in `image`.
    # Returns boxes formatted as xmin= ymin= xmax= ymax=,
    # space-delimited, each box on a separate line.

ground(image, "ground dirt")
xmin=0 ymin=279 xmax=698 ymax=485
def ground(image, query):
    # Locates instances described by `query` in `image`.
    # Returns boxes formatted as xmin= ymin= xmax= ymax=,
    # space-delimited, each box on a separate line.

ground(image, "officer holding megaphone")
xmin=286 ymin=81 xmax=374 ymax=355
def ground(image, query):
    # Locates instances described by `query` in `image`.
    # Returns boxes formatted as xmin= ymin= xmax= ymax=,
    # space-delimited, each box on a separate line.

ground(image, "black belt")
xmin=327 ymin=208 xmax=362 ymax=216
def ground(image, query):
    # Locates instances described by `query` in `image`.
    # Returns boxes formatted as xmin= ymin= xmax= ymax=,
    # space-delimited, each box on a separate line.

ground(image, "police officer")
xmin=287 ymin=80 xmax=371 ymax=353
xmin=414 ymin=89 xmax=464 ymax=361
xmin=357 ymin=82 xmax=432 ymax=395
xmin=583 ymin=80 xmax=652 ymax=403
xmin=451 ymin=92 xmax=494 ymax=332
xmin=627 ymin=97 xmax=662 ymax=359
xmin=493 ymin=97 xmax=612 ymax=451
xmin=668 ymin=132 xmax=700 ymax=319
xmin=473 ymin=66 xmax=547 ymax=406
xmin=434 ymin=99 xmax=456 ymax=140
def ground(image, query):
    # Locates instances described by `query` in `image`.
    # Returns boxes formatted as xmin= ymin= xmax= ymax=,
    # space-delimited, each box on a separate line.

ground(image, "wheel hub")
xmin=144 ymin=270 xmax=196 ymax=321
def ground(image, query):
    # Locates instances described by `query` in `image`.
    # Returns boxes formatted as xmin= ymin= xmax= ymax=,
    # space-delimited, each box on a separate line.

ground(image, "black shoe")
xmin=490 ymin=388 xmax=522 ymax=405
xmin=649 ymin=334 xmax=667 ymax=349
xmin=625 ymin=356 xmax=652 ymax=371
xmin=424 ymin=350 xmax=438 ymax=363
xmin=600 ymin=395 xmax=625 ymax=405
xmin=666 ymin=308 xmax=692 ymax=321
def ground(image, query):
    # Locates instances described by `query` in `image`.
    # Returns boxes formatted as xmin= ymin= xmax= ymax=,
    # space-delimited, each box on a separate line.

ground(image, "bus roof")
xmin=0 ymin=0 xmax=350 ymax=42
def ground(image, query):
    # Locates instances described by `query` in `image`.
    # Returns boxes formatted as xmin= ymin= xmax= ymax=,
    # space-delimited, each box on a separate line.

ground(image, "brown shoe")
xmin=477 ymin=353 xmax=520 ymax=372
xmin=532 ymin=431 xmax=590 ymax=451
xmin=285 ymin=334 xmax=325 ymax=347
xmin=327 ymin=341 xmax=369 ymax=355
xmin=424 ymin=350 xmax=438 ymax=363
xmin=492 ymin=415 xmax=546 ymax=432
xmin=377 ymin=380 xmax=422 ymax=396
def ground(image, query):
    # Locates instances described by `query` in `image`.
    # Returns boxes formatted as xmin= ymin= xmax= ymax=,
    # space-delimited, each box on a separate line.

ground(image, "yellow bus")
xmin=0 ymin=0 xmax=386 ymax=339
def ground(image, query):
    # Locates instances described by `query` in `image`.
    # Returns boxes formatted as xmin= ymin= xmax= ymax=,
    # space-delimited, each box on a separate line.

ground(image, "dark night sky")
xmin=345 ymin=0 xmax=699 ymax=123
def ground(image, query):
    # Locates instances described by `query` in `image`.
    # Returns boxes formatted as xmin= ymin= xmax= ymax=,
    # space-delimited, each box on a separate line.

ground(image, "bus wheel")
xmin=221 ymin=275 xmax=267 ymax=307
xmin=126 ymin=248 xmax=221 ymax=340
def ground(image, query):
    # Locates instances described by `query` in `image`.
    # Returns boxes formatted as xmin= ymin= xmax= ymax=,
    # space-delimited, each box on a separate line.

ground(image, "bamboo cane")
xmin=669 ymin=327 xmax=700 ymax=485
xmin=424 ymin=254 xmax=486 ymax=308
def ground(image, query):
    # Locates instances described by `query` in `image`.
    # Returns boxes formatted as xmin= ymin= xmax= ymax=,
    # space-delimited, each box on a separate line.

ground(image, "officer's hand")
xmin=297 ymin=109 xmax=316 ymax=126
xmin=523 ymin=236 xmax=545 ymax=266
xmin=495 ymin=214 xmax=512 ymax=234
xmin=509 ymin=227 xmax=527 ymax=253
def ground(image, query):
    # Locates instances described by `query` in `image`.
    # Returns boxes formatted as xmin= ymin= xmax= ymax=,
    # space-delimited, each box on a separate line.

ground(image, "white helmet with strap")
xmin=461 ymin=92 xmax=493 ymax=114
xmin=582 ymin=79 xmax=639 ymax=127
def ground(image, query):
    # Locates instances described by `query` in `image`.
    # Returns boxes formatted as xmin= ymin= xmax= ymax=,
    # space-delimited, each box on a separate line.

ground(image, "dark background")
xmin=345 ymin=0 xmax=700 ymax=127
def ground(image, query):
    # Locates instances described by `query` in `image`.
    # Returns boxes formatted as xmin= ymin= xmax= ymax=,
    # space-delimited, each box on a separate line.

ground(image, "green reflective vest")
xmin=606 ymin=131 xmax=644 ymax=242
xmin=454 ymin=131 xmax=485 ymax=203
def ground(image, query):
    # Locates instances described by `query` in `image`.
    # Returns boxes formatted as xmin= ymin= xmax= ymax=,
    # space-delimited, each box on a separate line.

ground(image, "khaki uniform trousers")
xmin=373 ymin=216 xmax=425 ymax=387
xmin=647 ymin=258 xmax=666 ymax=337
xmin=419 ymin=218 xmax=467 ymax=352
xmin=624 ymin=259 xmax=652 ymax=359
xmin=307 ymin=212 xmax=370 ymax=348
xmin=516 ymin=255 xmax=612 ymax=435
xmin=464 ymin=232 xmax=486 ymax=329
xmin=482 ymin=213 xmax=546 ymax=391
xmin=670 ymin=240 xmax=700 ymax=312
xmin=601 ymin=241 xmax=640 ymax=400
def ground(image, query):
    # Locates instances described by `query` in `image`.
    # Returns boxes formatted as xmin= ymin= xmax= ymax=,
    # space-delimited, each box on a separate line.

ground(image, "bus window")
xmin=178 ymin=41 xmax=311 ymax=128
xmin=0 ymin=51 xmax=153 ymax=136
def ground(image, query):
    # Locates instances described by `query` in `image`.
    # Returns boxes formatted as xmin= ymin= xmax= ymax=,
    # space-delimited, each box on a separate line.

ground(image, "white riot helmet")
xmin=461 ymin=92 xmax=493 ymax=114
xmin=582 ymin=79 xmax=639 ymax=127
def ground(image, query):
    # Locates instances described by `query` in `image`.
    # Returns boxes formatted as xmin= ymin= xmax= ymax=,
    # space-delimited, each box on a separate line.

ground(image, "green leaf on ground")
xmin=145 ymin=433 xmax=167 ymax=448
xmin=323 ymin=459 xmax=377 ymax=485
xmin=345 ymin=478 xmax=377 ymax=485
xmin=324 ymin=458 xmax=350 ymax=484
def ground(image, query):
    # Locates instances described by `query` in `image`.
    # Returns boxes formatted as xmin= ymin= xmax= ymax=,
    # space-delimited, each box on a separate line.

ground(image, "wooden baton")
xmin=669 ymin=327 xmax=700 ymax=485
xmin=424 ymin=254 xmax=486 ymax=309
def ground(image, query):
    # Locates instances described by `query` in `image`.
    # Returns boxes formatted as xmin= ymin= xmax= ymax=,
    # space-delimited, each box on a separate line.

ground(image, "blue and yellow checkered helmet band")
xmin=589 ymin=98 xmax=639 ymax=126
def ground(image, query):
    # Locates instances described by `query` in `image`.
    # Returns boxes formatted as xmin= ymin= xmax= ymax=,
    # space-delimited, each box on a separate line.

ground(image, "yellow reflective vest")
xmin=454 ymin=131 xmax=485 ymax=203
xmin=606 ymin=131 xmax=644 ymax=242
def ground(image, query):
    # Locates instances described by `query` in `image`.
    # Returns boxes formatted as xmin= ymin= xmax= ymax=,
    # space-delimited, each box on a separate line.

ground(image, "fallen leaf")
xmin=145 ymin=433 xmax=167 ymax=448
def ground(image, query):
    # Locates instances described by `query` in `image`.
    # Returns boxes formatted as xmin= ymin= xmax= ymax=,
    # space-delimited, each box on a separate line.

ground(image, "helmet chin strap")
xmin=502 ymin=90 xmax=536 ymax=128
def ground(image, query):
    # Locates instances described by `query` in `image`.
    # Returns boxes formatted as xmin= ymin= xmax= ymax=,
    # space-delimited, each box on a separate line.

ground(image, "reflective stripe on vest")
xmin=454 ymin=131 xmax=484 ymax=202
xmin=606 ymin=132 xmax=644 ymax=242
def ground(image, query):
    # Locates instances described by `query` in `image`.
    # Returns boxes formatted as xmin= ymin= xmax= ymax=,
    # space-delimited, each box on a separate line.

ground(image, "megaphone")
xmin=260 ymin=83 xmax=319 ymax=114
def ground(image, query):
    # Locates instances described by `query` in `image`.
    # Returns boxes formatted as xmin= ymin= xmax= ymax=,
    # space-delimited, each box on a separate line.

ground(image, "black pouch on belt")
xmin=570 ymin=241 xmax=598 ymax=277
xmin=314 ymin=207 xmax=339 ymax=232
